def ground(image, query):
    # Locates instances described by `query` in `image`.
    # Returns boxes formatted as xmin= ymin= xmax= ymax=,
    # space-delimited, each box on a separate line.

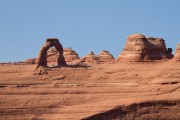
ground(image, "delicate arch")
xmin=36 ymin=38 xmax=66 ymax=67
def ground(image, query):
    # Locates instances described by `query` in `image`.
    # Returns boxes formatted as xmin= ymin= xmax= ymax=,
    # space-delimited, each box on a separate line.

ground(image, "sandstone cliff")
xmin=81 ymin=51 xmax=114 ymax=64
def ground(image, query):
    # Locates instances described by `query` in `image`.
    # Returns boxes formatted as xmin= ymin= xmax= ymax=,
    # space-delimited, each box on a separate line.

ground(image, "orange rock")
xmin=24 ymin=58 xmax=36 ymax=64
xmin=117 ymin=34 xmax=173 ymax=62
xmin=174 ymin=43 xmax=180 ymax=61
xmin=63 ymin=48 xmax=80 ymax=62
xmin=35 ymin=38 xmax=66 ymax=68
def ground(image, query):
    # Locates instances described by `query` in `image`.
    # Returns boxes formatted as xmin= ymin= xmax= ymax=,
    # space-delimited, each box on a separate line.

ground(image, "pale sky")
xmin=0 ymin=0 xmax=180 ymax=62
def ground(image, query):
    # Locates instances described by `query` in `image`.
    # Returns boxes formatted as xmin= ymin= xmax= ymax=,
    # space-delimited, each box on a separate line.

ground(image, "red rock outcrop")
xmin=63 ymin=48 xmax=80 ymax=62
xmin=174 ymin=43 xmax=180 ymax=61
xmin=24 ymin=58 xmax=36 ymax=64
xmin=47 ymin=47 xmax=59 ymax=66
xmin=117 ymin=34 xmax=148 ymax=61
xmin=36 ymin=38 xmax=66 ymax=68
xmin=47 ymin=47 xmax=80 ymax=65
xmin=98 ymin=50 xmax=114 ymax=62
xmin=81 ymin=51 xmax=99 ymax=63
xmin=81 ymin=51 xmax=114 ymax=64
xmin=117 ymin=34 xmax=173 ymax=62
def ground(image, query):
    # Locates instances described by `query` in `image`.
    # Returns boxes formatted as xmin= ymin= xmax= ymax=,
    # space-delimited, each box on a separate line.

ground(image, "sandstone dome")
xmin=98 ymin=50 xmax=114 ymax=62
xmin=117 ymin=34 xmax=147 ymax=61
xmin=63 ymin=48 xmax=80 ymax=62
xmin=127 ymin=34 xmax=146 ymax=39
xmin=47 ymin=47 xmax=80 ymax=64
xmin=117 ymin=34 xmax=173 ymax=62
xmin=81 ymin=51 xmax=99 ymax=63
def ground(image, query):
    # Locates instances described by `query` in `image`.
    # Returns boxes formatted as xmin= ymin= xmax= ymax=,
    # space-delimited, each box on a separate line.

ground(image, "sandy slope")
xmin=0 ymin=61 xmax=180 ymax=120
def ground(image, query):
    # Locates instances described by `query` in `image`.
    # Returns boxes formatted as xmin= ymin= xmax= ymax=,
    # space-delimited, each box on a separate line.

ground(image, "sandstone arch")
xmin=36 ymin=38 xmax=66 ymax=68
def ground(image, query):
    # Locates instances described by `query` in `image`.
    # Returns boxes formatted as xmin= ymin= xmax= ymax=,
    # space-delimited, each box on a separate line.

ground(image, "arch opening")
xmin=36 ymin=38 xmax=66 ymax=68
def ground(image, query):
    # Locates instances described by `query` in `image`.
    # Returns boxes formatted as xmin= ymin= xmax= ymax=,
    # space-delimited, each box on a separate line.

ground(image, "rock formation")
xmin=174 ymin=43 xmax=180 ymax=61
xmin=146 ymin=37 xmax=173 ymax=60
xmin=24 ymin=58 xmax=36 ymax=64
xmin=47 ymin=47 xmax=59 ymax=66
xmin=47 ymin=47 xmax=80 ymax=65
xmin=117 ymin=34 xmax=173 ymax=62
xmin=36 ymin=38 xmax=66 ymax=68
xmin=81 ymin=51 xmax=114 ymax=64
xmin=98 ymin=50 xmax=114 ymax=62
xmin=117 ymin=34 xmax=148 ymax=61
xmin=81 ymin=51 xmax=99 ymax=63
xmin=63 ymin=48 xmax=80 ymax=62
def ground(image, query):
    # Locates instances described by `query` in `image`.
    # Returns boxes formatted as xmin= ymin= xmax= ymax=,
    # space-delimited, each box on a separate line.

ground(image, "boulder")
xmin=174 ymin=43 xmax=180 ymax=61
xmin=53 ymin=75 xmax=66 ymax=80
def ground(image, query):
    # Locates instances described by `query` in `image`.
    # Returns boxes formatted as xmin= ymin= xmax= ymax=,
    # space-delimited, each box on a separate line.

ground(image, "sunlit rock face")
xmin=63 ymin=48 xmax=80 ymax=62
xmin=98 ymin=50 xmax=114 ymax=62
xmin=174 ymin=43 xmax=180 ymax=61
xmin=146 ymin=37 xmax=173 ymax=60
xmin=117 ymin=34 xmax=173 ymax=62
xmin=81 ymin=51 xmax=100 ymax=63
xmin=24 ymin=58 xmax=36 ymax=64
xmin=47 ymin=47 xmax=80 ymax=66
xmin=81 ymin=50 xmax=114 ymax=64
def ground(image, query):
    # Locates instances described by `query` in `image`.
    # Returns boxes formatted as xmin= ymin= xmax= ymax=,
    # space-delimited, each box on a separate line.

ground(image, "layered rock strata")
xmin=146 ymin=37 xmax=173 ymax=60
xmin=81 ymin=51 xmax=114 ymax=63
xmin=174 ymin=43 xmax=180 ymax=61
xmin=81 ymin=51 xmax=99 ymax=63
xmin=117 ymin=34 xmax=173 ymax=61
xmin=63 ymin=48 xmax=80 ymax=62
xmin=47 ymin=47 xmax=80 ymax=64
xmin=98 ymin=50 xmax=114 ymax=62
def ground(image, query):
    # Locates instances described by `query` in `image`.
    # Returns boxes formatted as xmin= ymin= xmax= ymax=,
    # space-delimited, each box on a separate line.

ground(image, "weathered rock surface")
xmin=117 ymin=34 xmax=173 ymax=61
xmin=174 ymin=43 xmax=180 ymax=61
xmin=24 ymin=58 xmax=36 ymax=64
xmin=63 ymin=48 xmax=80 ymax=62
xmin=146 ymin=37 xmax=173 ymax=60
xmin=81 ymin=51 xmax=114 ymax=64
xmin=53 ymin=75 xmax=66 ymax=80
xmin=36 ymin=38 xmax=66 ymax=68
xmin=117 ymin=34 xmax=148 ymax=61
xmin=98 ymin=50 xmax=114 ymax=62
xmin=1 ymin=61 xmax=180 ymax=120
xmin=81 ymin=51 xmax=100 ymax=63
xmin=47 ymin=47 xmax=80 ymax=65
xmin=47 ymin=47 xmax=59 ymax=66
